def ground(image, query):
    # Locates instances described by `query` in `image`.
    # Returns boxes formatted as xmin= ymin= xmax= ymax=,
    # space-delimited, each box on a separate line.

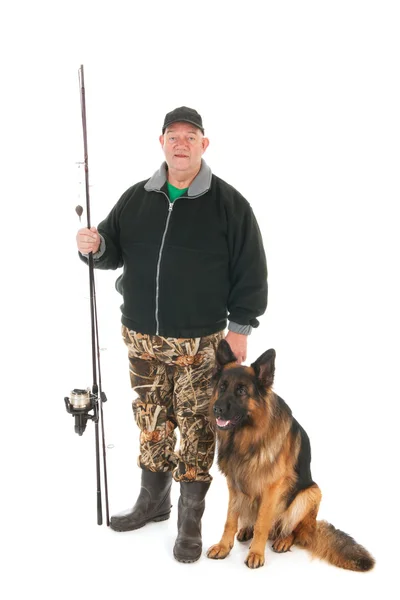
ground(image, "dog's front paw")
xmin=245 ymin=551 xmax=265 ymax=569
xmin=207 ymin=543 xmax=231 ymax=559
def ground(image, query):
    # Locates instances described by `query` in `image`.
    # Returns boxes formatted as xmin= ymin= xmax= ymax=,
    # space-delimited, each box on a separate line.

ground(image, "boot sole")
xmin=110 ymin=511 xmax=171 ymax=532
xmin=173 ymin=550 xmax=202 ymax=563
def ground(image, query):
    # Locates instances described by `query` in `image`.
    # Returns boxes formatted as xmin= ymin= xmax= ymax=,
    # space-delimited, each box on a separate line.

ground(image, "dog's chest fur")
xmin=217 ymin=417 xmax=295 ymax=499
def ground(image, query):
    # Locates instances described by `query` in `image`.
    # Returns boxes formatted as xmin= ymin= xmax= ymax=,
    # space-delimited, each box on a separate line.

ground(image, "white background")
xmin=1 ymin=1 xmax=399 ymax=599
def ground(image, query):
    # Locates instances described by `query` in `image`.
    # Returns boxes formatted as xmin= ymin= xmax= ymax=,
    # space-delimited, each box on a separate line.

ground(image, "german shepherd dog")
xmin=207 ymin=340 xmax=375 ymax=571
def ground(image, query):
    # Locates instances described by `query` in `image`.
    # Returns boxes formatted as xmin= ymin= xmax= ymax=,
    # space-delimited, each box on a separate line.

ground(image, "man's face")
xmin=159 ymin=122 xmax=209 ymax=172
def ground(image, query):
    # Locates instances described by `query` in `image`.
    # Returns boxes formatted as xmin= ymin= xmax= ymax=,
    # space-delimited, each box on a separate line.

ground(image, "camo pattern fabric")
xmin=122 ymin=326 xmax=224 ymax=483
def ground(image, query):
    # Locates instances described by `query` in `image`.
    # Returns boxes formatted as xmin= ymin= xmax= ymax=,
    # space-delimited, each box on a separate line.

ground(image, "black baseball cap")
xmin=162 ymin=106 xmax=204 ymax=134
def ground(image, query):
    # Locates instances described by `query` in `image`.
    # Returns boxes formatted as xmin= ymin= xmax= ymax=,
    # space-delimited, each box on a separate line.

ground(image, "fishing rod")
xmin=64 ymin=64 xmax=110 ymax=526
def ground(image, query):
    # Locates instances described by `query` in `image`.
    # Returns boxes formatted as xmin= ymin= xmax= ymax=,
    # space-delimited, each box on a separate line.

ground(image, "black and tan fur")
xmin=207 ymin=340 xmax=375 ymax=571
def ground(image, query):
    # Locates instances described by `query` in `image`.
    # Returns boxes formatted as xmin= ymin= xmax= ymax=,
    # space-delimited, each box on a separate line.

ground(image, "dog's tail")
xmin=300 ymin=520 xmax=375 ymax=572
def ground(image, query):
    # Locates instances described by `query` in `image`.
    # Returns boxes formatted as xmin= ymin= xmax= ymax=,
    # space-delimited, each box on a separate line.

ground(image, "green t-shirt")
xmin=167 ymin=182 xmax=188 ymax=203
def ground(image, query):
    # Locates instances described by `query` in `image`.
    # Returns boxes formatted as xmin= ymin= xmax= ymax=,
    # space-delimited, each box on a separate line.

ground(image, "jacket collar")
xmin=144 ymin=159 xmax=212 ymax=197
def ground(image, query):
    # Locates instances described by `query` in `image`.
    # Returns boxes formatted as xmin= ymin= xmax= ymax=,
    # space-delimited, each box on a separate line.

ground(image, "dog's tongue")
xmin=216 ymin=418 xmax=231 ymax=427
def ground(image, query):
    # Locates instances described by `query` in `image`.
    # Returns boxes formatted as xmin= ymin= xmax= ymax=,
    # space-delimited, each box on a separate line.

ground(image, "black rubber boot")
xmin=110 ymin=470 xmax=172 ymax=532
xmin=173 ymin=481 xmax=211 ymax=563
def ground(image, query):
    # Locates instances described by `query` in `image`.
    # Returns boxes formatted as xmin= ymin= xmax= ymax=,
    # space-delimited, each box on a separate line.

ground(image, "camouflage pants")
xmin=122 ymin=326 xmax=224 ymax=483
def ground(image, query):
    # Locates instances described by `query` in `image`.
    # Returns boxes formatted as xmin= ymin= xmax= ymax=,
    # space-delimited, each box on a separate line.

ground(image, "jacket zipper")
xmin=155 ymin=194 xmax=174 ymax=335
xmin=153 ymin=189 xmax=207 ymax=335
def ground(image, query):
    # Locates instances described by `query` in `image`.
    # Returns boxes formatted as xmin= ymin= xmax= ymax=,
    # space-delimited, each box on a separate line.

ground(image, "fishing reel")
xmin=64 ymin=387 xmax=98 ymax=436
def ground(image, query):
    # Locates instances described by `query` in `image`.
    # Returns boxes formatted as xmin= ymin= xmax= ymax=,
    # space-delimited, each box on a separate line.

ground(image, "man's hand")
xmin=76 ymin=227 xmax=100 ymax=254
xmin=224 ymin=331 xmax=248 ymax=364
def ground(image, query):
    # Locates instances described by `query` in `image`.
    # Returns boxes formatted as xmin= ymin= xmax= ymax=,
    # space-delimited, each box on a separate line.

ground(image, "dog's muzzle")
xmin=213 ymin=403 xmax=242 ymax=430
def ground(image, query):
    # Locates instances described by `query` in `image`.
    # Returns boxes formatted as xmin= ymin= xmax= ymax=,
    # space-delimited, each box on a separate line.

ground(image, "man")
xmin=76 ymin=106 xmax=268 ymax=562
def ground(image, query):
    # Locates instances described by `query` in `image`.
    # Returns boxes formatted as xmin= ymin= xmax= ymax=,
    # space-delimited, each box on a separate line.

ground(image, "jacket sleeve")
xmin=78 ymin=188 xmax=131 ymax=270
xmin=226 ymin=195 xmax=268 ymax=328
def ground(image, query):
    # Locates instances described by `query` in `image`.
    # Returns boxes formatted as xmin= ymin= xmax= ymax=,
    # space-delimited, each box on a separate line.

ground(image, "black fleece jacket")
xmin=80 ymin=161 xmax=268 ymax=338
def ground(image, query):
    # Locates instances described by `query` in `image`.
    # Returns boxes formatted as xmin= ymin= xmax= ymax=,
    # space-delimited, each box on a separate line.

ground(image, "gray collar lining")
xmin=144 ymin=159 xmax=212 ymax=197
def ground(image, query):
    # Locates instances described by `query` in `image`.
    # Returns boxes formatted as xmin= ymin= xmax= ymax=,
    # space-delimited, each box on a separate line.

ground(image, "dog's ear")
xmin=214 ymin=339 xmax=238 ymax=377
xmin=251 ymin=349 xmax=276 ymax=389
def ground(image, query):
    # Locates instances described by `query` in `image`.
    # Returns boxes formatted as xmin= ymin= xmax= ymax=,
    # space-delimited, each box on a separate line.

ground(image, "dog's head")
xmin=211 ymin=339 xmax=276 ymax=431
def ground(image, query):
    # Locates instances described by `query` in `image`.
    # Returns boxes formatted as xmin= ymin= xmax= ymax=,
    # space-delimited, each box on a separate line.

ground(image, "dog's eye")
xmin=219 ymin=382 xmax=227 ymax=392
xmin=236 ymin=385 xmax=247 ymax=395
